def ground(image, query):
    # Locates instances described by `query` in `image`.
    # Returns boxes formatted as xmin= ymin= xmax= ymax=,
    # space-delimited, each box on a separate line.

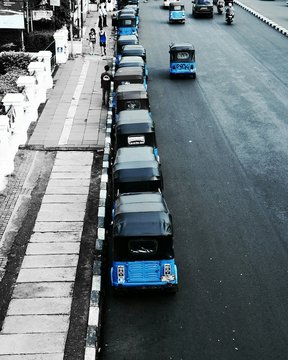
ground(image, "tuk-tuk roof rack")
xmin=170 ymin=42 xmax=195 ymax=51
xmin=113 ymin=192 xmax=173 ymax=237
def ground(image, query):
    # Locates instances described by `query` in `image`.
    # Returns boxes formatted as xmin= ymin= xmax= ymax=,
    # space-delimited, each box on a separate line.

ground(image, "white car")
xmin=163 ymin=0 xmax=179 ymax=8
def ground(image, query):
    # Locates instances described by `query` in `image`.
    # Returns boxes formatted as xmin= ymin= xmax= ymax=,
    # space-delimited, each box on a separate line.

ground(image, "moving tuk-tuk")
xmin=169 ymin=42 xmax=196 ymax=78
xmin=116 ymin=34 xmax=139 ymax=64
xmin=117 ymin=11 xmax=137 ymax=36
xmin=114 ymin=109 xmax=158 ymax=158
xmin=112 ymin=146 xmax=163 ymax=198
xmin=114 ymin=83 xmax=150 ymax=116
xmin=121 ymin=44 xmax=146 ymax=63
xmin=111 ymin=192 xmax=178 ymax=292
xmin=169 ymin=2 xmax=185 ymax=23
xmin=118 ymin=56 xmax=148 ymax=84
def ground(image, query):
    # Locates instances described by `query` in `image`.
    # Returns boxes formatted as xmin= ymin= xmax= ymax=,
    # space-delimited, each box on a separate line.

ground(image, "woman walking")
xmin=88 ymin=28 xmax=96 ymax=55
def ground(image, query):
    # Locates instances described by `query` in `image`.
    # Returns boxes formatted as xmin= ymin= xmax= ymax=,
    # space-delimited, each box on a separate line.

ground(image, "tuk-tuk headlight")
xmin=161 ymin=264 xmax=175 ymax=282
xmin=117 ymin=265 xmax=125 ymax=283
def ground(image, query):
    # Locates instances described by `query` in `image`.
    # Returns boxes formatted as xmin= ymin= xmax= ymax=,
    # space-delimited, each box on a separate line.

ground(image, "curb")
xmin=84 ymin=56 xmax=116 ymax=360
xmin=235 ymin=0 xmax=288 ymax=36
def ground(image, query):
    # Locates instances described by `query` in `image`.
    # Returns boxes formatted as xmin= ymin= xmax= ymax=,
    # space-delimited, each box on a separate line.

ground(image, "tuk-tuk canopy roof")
xmin=118 ymin=11 xmax=136 ymax=19
xmin=114 ymin=67 xmax=143 ymax=82
xmin=122 ymin=45 xmax=146 ymax=58
xmin=116 ymin=83 xmax=148 ymax=100
xmin=124 ymin=4 xmax=139 ymax=12
xmin=117 ymin=34 xmax=139 ymax=46
xmin=116 ymin=110 xmax=154 ymax=134
xmin=113 ymin=192 xmax=173 ymax=237
xmin=170 ymin=42 xmax=195 ymax=52
xmin=114 ymin=146 xmax=158 ymax=169
xmin=119 ymin=56 xmax=145 ymax=68
xmin=169 ymin=1 xmax=185 ymax=7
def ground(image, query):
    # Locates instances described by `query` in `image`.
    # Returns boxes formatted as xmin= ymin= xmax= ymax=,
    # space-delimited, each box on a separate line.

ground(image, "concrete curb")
xmin=84 ymin=56 xmax=116 ymax=360
xmin=235 ymin=0 xmax=288 ymax=36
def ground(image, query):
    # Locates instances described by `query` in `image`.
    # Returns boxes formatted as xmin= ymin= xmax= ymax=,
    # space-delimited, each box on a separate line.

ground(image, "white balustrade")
xmin=28 ymin=61 xmax=46 ymax=104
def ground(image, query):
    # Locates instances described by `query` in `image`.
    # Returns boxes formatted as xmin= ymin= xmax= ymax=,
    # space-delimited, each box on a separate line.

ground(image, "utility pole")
xmin=69 ymin=0 xmax=74 ymax=58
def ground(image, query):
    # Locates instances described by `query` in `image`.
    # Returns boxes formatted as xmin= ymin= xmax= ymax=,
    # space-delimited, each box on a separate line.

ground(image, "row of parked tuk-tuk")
xmin=109 ymin=0 xmax=179 ymax=293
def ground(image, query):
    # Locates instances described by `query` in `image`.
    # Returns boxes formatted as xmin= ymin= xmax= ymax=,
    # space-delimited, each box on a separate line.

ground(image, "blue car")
xmin=169 ymin=42 xmax=196 ymax=78
xmin=111 ymin=192 xmax=178 ymax=292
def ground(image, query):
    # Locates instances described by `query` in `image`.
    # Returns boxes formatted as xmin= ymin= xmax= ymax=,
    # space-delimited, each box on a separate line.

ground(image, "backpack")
xmin=89 ymin=33 xmax=96 ymax=42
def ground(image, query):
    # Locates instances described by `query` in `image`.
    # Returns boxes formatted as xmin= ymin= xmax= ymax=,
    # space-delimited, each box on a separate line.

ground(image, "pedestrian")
xmin=98 ymin=8 xmax=103 ymax=28
xmin=99 ymin=27 xmax=107 ymax=56
xmin=88 ymin=28 xmax=96 ymax=55
xmin=100 ymin=2 xmax=108 ymax=27
xmin=101 ymin=65 xmax=113 ymax=106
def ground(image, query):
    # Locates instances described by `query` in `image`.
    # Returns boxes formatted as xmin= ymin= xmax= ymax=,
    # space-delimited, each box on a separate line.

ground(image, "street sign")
xmin=32 ymin=10 xmax=53 ymax=20
xmin=0 ymin=0 xmax=25 ymax=29
xmin=50 ymin=0 xmax=60 ymax=6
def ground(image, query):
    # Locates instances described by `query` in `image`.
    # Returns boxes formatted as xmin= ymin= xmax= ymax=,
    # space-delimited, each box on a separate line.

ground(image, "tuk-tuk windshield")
xmin=114 ymin=236 xmax=174 ymax=261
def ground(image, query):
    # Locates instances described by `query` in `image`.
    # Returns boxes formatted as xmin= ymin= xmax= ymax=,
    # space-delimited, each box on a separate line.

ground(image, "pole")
xmin=80 ymin=0 xmax=83 ymax=38
xmin=21 ymin=30 xmax=25 ymax=51
xmin=69 ymin=0 xmax=74 ymax=58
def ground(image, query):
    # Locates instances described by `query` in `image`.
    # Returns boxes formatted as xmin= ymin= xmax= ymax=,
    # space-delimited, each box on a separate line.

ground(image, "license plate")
xmin=128 ymin=135 xmax=145 ymax=145
xmin=176 ymin=64 xmax=190 ymax=70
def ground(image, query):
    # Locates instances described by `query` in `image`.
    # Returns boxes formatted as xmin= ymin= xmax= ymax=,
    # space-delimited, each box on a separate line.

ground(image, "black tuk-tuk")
xmin=121 ymin=44 xmax=147 ymax=63
xmin=112 ymin=146 xmax=163 ymax=198
xmin=115 ymin=83 xmax=150 ymax=116
xmin=116 ymin=35 xmax=139 ymax=64
xmin=114 ymin=109 xmax=158 ymax=158
xmin=111 ymin=192 xmax=178 ymax=291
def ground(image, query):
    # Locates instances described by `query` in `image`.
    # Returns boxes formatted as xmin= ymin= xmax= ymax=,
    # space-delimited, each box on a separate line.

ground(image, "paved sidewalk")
xmin=235 ymin=0 xmax=288 ymax=35
xmin=0 ymin=7 xmax=115 ymax=360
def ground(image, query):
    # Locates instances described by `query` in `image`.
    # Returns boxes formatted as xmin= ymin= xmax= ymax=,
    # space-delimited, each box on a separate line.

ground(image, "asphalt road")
xmin=100 ymin=2 xmax=288 ymax=359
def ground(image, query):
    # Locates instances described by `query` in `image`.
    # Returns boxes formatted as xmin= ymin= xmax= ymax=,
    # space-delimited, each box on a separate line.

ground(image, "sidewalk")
xmin=235 ymin=0 xmax=288 ymax=35
xmin=0 ymin=7 xmax=114 ymax=360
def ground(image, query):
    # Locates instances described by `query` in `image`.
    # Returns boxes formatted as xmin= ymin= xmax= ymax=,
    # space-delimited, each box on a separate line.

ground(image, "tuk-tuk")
xmin=115 ymin=83 xmax=150 ymax=116
xmin=169 ymin=42 xmax=196 ymax=78
xmin=112 ymin=67 xmax=145 ymax=110
xmin=121 ymin=44 xmax=146 ymax=63
xmin=116 ymin=34 xmax=139 ymax=64
xmin=114 ymin=109 xmax=158 ymax=158
xmin=118 ymin=56 xmax=148 ymax=85
xmin=111 ymin=192 xmax=178 ymax=292
xmin=123 ymin=5 xmax=139 ymax=25
xmin=169 ymin=2 xmax=185 ymax=23
xmin=117 ymin=12 xmax=137 ymax=36
xmin=114 ymin=67 xmax=145 ymax=91
xmin=112 ymin=146 xmax=163 ymax=198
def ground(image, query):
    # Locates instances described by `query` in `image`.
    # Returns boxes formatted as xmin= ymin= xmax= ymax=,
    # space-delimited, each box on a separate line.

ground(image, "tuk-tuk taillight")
xmin=117 ymin=265 xmax=125 ymax=283
xmin=164 ymin=263 xmax=171 ymax=276
xmin=161 ymin=263 xmax=175 ymax=282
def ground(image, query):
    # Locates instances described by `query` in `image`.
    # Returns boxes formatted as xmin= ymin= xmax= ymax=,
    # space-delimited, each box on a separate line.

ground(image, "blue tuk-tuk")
xmin=169 ymin=42 xmax=196 ymax=78
xmin=169 ymin=2 xmax=185 ymax=23
xmin=117 ymin=11 xmax=137 ymax=36
xmin=118 ymin=56 xmax=148 ymax=87
xmin=116 ymin=34 xmax=139 ymax=64
xmin=111 ymin=192 xmax=178 ymax=292
xmin=123 ymin=4 xmax=139 ymax=25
